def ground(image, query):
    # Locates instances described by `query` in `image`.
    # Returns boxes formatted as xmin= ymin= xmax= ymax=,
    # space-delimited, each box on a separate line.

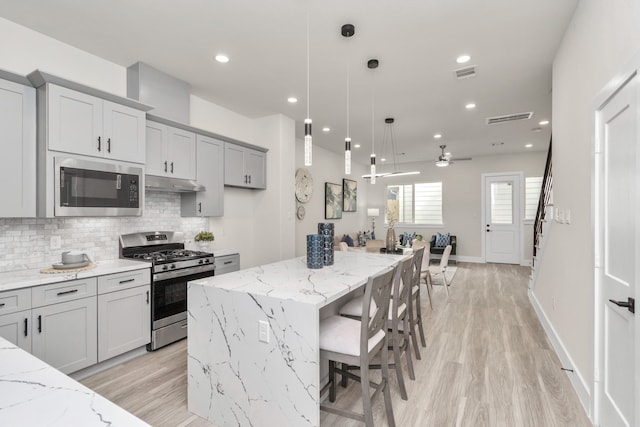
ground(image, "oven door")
xmin=152 ymin=268 xmax=214 ymax=330
xmin=55 ymin=157 xmax=142 ymax=216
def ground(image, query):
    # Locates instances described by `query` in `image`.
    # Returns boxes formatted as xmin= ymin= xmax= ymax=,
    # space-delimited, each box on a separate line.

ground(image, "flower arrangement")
xmin=194 ymin=231 xmax=214 ymax=242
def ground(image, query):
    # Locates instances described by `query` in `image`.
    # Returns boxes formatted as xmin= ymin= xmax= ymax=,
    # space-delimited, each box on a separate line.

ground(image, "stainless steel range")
xmin=119 ymin=231 xmax=215 ymax=350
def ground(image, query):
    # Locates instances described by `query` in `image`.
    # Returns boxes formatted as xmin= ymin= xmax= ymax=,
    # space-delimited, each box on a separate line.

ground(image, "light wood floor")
xmin=81 ymin=262 xmax=592 ymax=427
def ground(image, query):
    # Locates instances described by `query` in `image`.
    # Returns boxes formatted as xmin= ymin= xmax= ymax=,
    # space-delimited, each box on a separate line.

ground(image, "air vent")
xmin=486 ymin=112 xmax=533 ymax=125
xmin=454 ymin=65 xmax=477 ymax=79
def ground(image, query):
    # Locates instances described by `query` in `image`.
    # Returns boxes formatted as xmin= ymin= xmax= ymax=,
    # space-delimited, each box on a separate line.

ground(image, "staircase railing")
xmin=533 ymin=138 xmax=553 ymax=258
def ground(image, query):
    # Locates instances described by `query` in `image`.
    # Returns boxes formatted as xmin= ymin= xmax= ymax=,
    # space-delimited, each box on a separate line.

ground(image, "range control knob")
xmin=170 ymin=264 xmax=176 ymax=269
xmin=198 ymin=259 xmax=204 ymax=265
xmin=204 ymin=258 xmax=210 ymax=263
xmin=162 ymin=265 xmax=168 ymax=271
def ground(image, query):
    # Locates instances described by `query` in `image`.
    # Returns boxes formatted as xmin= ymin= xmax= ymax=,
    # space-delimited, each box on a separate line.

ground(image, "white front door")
xmin=595 ymin=70 xmax=638 ymax=427
xmin=483 ymin=173 xmax=521 ymax=264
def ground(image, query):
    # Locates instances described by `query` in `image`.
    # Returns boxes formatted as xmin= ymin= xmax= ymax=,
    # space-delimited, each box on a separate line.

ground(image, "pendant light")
xmin=369 ymin=59 xmax=378 ymax=184
xmin=304 ymin=14 xmax=312 ymax=166
xmin=341 ymin=24 xmax=355 ymax=175
xmin=380 ymin=118 xmax=420 ymax=177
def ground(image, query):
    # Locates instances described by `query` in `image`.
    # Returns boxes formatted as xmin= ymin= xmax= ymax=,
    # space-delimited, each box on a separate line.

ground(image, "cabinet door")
xmin=0 ymin=311 xmax=31 ymax=352
xmin=32 ymin=297 xmax=97 ymax=375
xmin=97 ymin=285 xmax=150 ymax=362
xmin=0 ymin=79 xmax=36 ymax=217
xmin=103 ymin=100 xmax=146 ymax=163
xmin=224 ymin=143 xmax=246 ymax=186
xmin=167 ymin=127 xmax=196 ymax=180
xmin=196 ymin=135 xmax=224 ymax=216
xmin=145 ymin=121 xmax=167 ymax=176
xmin=48 ymin=84 xmax=103 ymax=157
xmin=246 ymin=149 xmax=266 ymax=189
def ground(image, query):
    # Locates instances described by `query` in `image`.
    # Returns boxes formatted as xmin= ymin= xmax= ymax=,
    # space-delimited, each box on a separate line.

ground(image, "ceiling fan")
xmin=435 ymin=144 xmax=472 ymax=167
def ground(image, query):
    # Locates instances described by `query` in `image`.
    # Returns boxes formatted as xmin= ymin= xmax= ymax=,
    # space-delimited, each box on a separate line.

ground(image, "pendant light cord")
xmin=346 ymin=60 xmax=350 ymax=139
xmin=306 ymin=13 xmax=310 ymax=119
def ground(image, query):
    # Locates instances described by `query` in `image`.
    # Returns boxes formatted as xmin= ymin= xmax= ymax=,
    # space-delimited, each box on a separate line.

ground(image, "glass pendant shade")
xmin=370 ymin=154 xmax=376 ymax=184
xmin=304 ymin=118 xmax=312 ymax=166
xmin=344 ymin=138 xmax=351 ymax=174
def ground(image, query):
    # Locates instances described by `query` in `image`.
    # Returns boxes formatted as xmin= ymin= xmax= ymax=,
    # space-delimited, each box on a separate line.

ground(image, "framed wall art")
xmin=342 ymin=179 xmax=357 ymax=212
xmin=324 ymin=182 xmax=343 ymax=219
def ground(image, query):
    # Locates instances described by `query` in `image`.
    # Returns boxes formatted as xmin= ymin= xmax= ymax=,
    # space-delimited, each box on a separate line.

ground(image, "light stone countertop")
xmin=0 ymin=336 xmax=150 ymax=426
xmin=190 ymin=251 xmax=406 ymax=308
xmin=212 ymin=249 xmax=239 ymax=257
xmin=0 ymin=259 xmax=151 ymax=293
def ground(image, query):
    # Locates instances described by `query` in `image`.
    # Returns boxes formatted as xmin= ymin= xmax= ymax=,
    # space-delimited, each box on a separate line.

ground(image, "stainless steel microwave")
xmin=54 ymin=157 xmax=142 ymax=216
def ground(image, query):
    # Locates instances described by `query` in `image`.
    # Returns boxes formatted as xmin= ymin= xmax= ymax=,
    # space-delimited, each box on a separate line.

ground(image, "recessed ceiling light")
xmin=214 ymin=54 xmax=229 ymax=63
xmin=539 ymin=120 xmax=549 ymax=125
xmin=322 ymin=127 xmax=330 ymax=132
xmin=381 ymin=158 xmax=387 ymax=162
xmin=354 ymin=144 xmax=361 ymax=148
xmin=434 ymin=133 xmax=442 ymax=139
xmin=456 ymin=55 xmax=471 ymax=64
xmin=287 ymin=97 xmax=298 ymax=103
xmin=465 ymin=103 xmax=476 ymax=109
xmin=525 ymin=143 xmax=533 ymax=148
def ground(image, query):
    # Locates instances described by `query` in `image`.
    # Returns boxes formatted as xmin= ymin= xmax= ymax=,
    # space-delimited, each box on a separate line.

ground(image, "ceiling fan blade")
xmin=449 ymin=157 xmax=472 ymax=161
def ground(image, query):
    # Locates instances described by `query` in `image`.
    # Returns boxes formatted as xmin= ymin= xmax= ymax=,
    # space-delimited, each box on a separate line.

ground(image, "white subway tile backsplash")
xmin=0 ymin=191 xmax=208 ymax=272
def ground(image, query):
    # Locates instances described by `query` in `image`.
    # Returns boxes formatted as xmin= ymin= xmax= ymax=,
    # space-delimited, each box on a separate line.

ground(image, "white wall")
xmin=294 ymin=144 xmax=371 ymax=256
xmin=533 ymin=0 xmax=640 ymax=417
xmin=0 ymin=17 xmax=294 ymax=270
xmin=364 ymin=152 xmax=546 ymax=262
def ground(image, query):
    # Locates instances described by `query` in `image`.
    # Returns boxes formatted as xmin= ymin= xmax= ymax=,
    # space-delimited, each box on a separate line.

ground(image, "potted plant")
xmin=194 ymin=230 xmax=214 ymax=251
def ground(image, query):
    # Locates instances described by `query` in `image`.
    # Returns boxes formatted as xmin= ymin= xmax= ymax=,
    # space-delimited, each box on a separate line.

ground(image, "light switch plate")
xmin=259 ymin=320 xmax=269 ymax=343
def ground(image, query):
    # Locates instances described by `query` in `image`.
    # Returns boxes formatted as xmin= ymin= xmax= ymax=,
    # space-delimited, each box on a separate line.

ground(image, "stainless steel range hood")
xmin=145 ymin=175 xmax=205 ymax=192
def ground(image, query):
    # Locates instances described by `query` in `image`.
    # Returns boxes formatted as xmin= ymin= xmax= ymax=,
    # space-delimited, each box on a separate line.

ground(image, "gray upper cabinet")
xmin=224 ymin=142 xmax=266 ymax=189
xmin=47 ymin=84 xmax=146 ymax=163
xmin=145 ymin=120 xmax=196 ymax=180
xmin=182 ymin=135 xmax=224 ymax=217
xmin=0 ymin=76 xmax=36 ymax=217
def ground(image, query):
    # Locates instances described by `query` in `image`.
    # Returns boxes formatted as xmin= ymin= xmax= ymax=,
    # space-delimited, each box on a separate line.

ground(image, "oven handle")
xmin=153 ymin=264 xmax=215 ymax=281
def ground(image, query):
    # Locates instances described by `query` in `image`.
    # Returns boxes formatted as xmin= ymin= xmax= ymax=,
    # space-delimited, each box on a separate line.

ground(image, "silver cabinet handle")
xmin=119 ymin=278 xmax=135 ymax=284
xmin=57 ymin=289 xmax=78 ymax=296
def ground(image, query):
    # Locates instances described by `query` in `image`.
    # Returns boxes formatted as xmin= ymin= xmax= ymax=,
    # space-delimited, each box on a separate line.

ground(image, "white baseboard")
xmin=453 ymin=255 xmax=483 ymax=263
xmin=528 ymin=290 xmax=592 ymax=419
xmin=521 ymin=258 xmax=533 ymax=267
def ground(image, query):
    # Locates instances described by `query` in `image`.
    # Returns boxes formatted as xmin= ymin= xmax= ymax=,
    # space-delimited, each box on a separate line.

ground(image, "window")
xmin=386 ymin=182 xmax=442 ymax=225
xmin=525 ymin=177 xmax=543 ymax=220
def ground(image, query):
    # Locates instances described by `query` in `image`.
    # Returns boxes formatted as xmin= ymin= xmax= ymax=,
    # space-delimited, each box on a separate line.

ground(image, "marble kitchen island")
xmin=187 ymin=251 xmax=405 ymax=427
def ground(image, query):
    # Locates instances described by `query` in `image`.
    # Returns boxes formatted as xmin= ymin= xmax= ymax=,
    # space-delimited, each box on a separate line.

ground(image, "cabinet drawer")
xmin=215 ymin=254 xmax=240 ymax=276
xmin=32 ymin=278 xmax=97 ymax=308
xmin=0 ymin=288 xmax=32 ymax=315
xmin=98 ymin=269 xmax=150 ymax=295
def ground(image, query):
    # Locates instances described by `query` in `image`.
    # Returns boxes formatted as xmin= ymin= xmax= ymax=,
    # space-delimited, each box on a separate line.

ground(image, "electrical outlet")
xmin=50 ymin=235 xmax=61 ymax=249
xmin=259 ymin=320 xmax=270 ymax=343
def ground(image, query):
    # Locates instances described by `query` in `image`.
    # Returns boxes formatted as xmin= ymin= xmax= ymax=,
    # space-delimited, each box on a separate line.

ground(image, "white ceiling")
xmin=0 ymin=0 xmax=578 ymax=167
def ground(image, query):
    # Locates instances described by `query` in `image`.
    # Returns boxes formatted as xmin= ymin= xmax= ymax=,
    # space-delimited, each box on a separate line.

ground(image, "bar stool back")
xmin=319 ymin=266 xmax=396 ymax=427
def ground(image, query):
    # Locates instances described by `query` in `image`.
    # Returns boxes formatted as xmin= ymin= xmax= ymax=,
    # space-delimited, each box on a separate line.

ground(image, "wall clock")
xmin=296 ymin=205 xmax=306 ymax=220
xmin=295 ymin=168 xmax=313 ymax=203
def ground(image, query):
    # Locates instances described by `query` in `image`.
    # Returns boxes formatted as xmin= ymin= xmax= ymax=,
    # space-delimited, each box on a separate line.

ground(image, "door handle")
xmin=97 ymin=136 xmax=101 ymax=151
xmin=486 ymin=229 xmax=491 ymax=232
xmin=24 ymin=318 xmax=28 ymax=337
xmin=164 ymin=161 xmax=168 ymax=172
xmin=198 ymin=202 xmax=202 ymax=213
xmin=37 ymin=315 xmax=42 ymax=333
xmin=609 ymin=297 xmax=635 ymax=314
xmin=146 ymin=290 xmax=149 ymax=304
xmin=171 ymin=162 xmax=174 ymax=173
xmin=107 ymin=137 xmax=111 ymax=153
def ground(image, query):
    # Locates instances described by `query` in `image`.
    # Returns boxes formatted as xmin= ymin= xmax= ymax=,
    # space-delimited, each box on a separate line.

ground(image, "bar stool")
xmin=407 ymin=246 xmax=427 ymax=359
xmin=319 ymin=267 xmax=396 ymax=427
xmin=338 ymin=256 xmax=415 ymax=400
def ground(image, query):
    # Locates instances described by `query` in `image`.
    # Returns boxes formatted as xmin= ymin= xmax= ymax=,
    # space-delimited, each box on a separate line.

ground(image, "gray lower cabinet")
xmin=0 ymin=310 xmax=31 ymax=352
xmin=215 ymin=254 xmax=240 ymax=275
xmin=182 ymin=135 xmax=224 ymax=217
xmin=224 ymin=143 xmax=266 ymax=189
xmin=0 ymin=267 xmax=150 ymax=374
xmin=31 ymin=296 xmax=98 ymax=375
xmin=97 ymin=270 xmax=150 ymax=362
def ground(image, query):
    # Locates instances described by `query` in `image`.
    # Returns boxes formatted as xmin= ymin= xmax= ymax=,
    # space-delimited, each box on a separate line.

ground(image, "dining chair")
xmin=319 ymin=266 xmax=396 ymax=426
xmin=338 ymin=255 xmax=415 ymax=400
xmin=428 ymin=244 xmax=452 ymax=298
